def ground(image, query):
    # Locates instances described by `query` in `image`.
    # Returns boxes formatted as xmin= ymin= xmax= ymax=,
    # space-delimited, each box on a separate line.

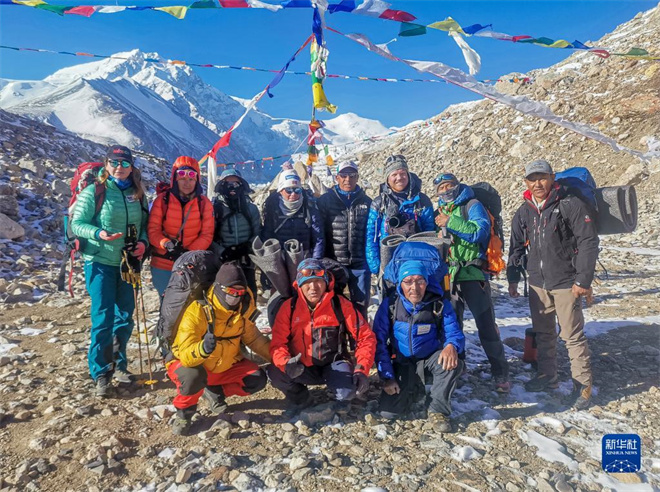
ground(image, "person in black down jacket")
xmin=261 ymin=170 xmax=324 ymax=259
xmin=507 ymin=159 xmax=599 ymax=410
xmin=318 ymin=161 xmax=372 ymax=318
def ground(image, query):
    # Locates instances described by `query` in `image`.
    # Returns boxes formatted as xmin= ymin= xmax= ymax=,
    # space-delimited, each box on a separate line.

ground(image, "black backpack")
xmin=460 ymin=182 xmax=504 ymax=244
xmin=156 ymin=250 xmax=221 ymax=359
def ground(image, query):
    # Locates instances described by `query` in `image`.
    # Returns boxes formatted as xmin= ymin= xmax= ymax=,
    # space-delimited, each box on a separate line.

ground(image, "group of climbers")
xmin=71 ymin=144 xmax=598 ymax=433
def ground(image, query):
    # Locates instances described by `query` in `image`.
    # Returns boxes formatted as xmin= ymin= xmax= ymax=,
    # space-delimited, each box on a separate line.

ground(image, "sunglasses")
xmin=220 ymin=285 xmax=246 ymax=297
xmin=283 ymin=187 xmax=302 ymax=195
xmin=108 ymin=160 xmax=132 ymax=169
xmin=223 ymin=181 xmax=242 ymax=189
xmin=337 ymin=172 xmax=358 ymax=179
xmin=176 ymin=169 xmax=197 ymax=179
xmin=299 ymin=268 xmax=325 ymax=278
xmin=433 ymin=174 xmax=456 ymax=186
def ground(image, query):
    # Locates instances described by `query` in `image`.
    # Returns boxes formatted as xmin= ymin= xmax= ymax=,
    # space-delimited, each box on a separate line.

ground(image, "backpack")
xmin=555 ymin=167 xmax=598 ymax=214
xmin=57 ymin=162 xmax=105 ymax=296
xmin=266 ymin=258 xmax=357 ymax=357
xmin=382 ymin=242 xmax=449 ymax=332
xmin=156 ymin=250 xmax=221 ymax=360
xmin=459 ymin=182 xmax=506 ymax=277
xmin=382 ymin=242 xmax=450 ymax=299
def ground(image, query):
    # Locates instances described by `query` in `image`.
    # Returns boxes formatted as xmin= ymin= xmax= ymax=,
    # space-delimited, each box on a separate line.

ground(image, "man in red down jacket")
xmin=268 ymin=258 xmax=376 ymax=417
xmin=148 ymin=156 xmax=215 ymax=296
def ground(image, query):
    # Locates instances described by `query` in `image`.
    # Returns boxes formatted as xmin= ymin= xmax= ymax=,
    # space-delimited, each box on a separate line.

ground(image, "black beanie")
xmin=215 ymin=262 xmax=247 ymax=288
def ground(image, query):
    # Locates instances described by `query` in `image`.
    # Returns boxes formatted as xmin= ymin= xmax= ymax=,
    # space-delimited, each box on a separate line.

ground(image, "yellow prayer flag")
xmin=13 ymin=0 xmax=46 ymax=6
xmin=154 ymin=6 xmax=188 ymax=19
xmin=545 ymin=39 xmax=572 ymax=49
xmin=326 ymin=155 xmax=334 ymax=167
xmin=312 ymin=82 xmax=337 ymax=114
xmin=427 ymin=17 xmax=466 ymax=35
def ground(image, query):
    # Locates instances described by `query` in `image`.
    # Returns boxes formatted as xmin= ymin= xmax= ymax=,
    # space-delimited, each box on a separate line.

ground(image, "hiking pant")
xmin=347 ymin=265 xmax=371 ymax=319
xmin=84 ymin=261 xmax=136 ymax=381
xmin=379 ymin=351 xmax=463 ymax=417
xmin=167 ymin=359 xmax=267 ymax=410
xmin=452 ymin=280 xmax=509 ymax=378
xmin=529 ymin=285 xmax=592 ymax=386
xmin=267 ymin=360 xmax=356 ymax=405
xmin=151 ymin=266 xmax=172 ymax=297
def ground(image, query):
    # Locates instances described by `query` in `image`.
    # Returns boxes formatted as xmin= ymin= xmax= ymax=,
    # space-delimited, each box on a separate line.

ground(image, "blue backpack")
xmin=383 ymin=242 xmax=449 ymax=297
xmin=555 ymin=167 xmax=598 ymax=213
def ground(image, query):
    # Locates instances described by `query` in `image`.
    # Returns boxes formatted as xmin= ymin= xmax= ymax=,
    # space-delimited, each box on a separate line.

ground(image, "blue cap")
xmin=219 ymin=168 xmax=243 ymax=181
xmin=397 ymin=261 xmax=428 ymax=284
xmin=296 ymin=258 xmax=330 ymax=287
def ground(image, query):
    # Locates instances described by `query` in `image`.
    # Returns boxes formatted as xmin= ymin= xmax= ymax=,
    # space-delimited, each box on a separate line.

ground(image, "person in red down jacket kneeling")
xmin=267 ymin=258 xmax=376 ymax=419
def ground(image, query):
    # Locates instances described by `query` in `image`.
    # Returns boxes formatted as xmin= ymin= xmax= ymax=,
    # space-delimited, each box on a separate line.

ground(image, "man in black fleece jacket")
xmin=507 ymin=159 xmax=599 ymax=410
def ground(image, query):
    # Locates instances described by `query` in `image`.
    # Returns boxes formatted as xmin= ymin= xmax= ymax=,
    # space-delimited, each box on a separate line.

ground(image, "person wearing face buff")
xmin=167 ymin=262 xmax=271 ymax=435
xmin=261 ymin=170 xmax=324 ymax=259
xmin=434 ymin=173 xmax=510 ymax=393
xmin=71 ymin=145 xmax=149 ymax=396
xmin=148 ymin=156 xmax=214 ymax=297
xmin=365 ymin=155 xmax=435 ymax=276
xmin=211 ymin=169 xmax=261 ymax=297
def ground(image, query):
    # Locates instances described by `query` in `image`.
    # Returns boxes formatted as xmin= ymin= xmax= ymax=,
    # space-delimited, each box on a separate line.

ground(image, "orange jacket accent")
xmin=148 ymin=156 xmax=215 ymax=271
xmin=270 ymin=278 xmax=376 ymax=376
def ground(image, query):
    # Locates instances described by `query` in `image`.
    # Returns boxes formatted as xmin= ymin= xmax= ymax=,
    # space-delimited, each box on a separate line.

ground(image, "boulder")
xmin=0 ymin=195 xmax=19 ymax=219
xmin=0 ymin=213 xmax=25 ymax=240
xmin=18 ymin=158 xmax=46 ymax=179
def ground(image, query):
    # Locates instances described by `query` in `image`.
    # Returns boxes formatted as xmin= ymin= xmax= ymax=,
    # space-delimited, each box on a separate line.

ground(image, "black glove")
xmin=201 ymin=328 xmax=217 ymax=356
xmin=353 ymin=372 xmax=369 ymax=396
xmin=285 ymin=353 xmax=305 ymax=379
xmin=165 ymin=240 xmax=186 ymax=260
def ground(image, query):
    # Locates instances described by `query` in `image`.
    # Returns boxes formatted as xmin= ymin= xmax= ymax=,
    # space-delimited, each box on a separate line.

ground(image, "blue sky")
xmin=0 ymin=0 xmax=655 ymax=127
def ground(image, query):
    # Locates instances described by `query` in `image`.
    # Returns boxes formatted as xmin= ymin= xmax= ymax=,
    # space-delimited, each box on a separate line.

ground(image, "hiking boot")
xmin=428 ymin=412 xmax=453 ymax=433
xmin=202 ymin=389 xmax=228 ymax=415
xmin=524 ymin=374 xmax=559 ymax=392
xmin=283 ymin=393 xmax=313 ymax=420
xmin=494 ymin=376 xmax=511 ymax=394
xmin=95 ymin=374 xmax=113 ymax=398
xmin=113 ymin=369 xmax=133 ymax=384
xmin=172 ymin=409 xmax=194 ymax=436
xmin=571 ymin=381 xmax=593 ymax=410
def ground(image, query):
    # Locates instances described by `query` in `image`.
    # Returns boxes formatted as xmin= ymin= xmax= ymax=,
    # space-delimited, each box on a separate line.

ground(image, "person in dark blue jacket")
xmin=261 ymin=170 xmax=324 ymax=259
xmin=365 ymin=155 xmax=435 ymax=275
xmin=374 ymin=261 xmax=464 ymax=432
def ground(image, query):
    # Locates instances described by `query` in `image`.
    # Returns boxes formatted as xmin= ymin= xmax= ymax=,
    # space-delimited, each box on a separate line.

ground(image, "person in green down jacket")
xmin=71 ymin=145 xmax=149 ymax=397
xmin=434 ymin=173 xmax=510 ymax=393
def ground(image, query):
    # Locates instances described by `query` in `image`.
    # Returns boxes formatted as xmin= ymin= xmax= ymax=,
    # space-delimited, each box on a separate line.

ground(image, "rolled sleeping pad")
xmin=284 ymin=239 xmax=305 ymax=285
xmin=249 ymin=237 xmax=293 ymax=298
xmin=595 ymin=186 xmax=638 ymax=235
xmin=380 ymin=234 xmax=406 ymax=275
xmin=406 ymin=231 xmax=452 ymax=260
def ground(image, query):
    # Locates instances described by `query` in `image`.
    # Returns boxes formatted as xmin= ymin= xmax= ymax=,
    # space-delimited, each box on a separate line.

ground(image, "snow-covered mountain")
xmin=0 ymin=50 xmax=388 ymax=174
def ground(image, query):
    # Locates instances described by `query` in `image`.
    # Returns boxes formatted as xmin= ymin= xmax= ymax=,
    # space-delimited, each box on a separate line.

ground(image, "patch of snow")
xmin=18 ymin=328 xmax=44 ymax=336
xmin=519 ymin=430 xmax=578 ymax=471
xmin=0 ymin=343 xmax=18 ymax=355
xmin=451 ymin=445 xmax=482 ymax=462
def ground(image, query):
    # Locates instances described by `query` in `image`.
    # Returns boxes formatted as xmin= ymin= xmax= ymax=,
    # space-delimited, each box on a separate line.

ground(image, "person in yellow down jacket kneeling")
xmin=167 ymin=262 xmax=271 ymax=436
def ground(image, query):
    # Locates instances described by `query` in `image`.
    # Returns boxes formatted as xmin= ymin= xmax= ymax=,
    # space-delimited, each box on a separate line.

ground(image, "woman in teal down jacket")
xmin=71 ymin=145 xmax=149 ymax=397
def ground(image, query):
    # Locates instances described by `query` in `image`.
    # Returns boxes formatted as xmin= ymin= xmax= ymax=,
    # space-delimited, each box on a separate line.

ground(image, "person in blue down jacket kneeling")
xmin=373 ymin=261 xmax=465 ymax=433
xmin=365 ymin=155 xmax=435 ymax=275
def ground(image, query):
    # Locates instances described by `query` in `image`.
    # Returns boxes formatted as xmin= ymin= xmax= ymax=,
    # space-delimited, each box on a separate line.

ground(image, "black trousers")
xmin=379 ymin=350 xmax=463 ymax=417
xmin=452 ymin=280 xmax=509 ymax=378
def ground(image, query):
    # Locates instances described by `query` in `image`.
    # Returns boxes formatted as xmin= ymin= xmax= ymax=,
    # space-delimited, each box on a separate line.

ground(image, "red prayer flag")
xmin=512 ymin=35 xmax=533 ymax=43
xmin=219 ymin=0 xmax=249 ymax=7
xmin=65 ymin=6 xmax=97 ymax=17
xmin=210 ymin=131 xmax=233 ymax=159
xmin=379 ymin=9 xmax=416 ymax=22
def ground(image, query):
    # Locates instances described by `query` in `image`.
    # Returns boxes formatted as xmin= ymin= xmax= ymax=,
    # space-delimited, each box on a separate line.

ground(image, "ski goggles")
xmin=283 ymin=187 xmax=303 ymax=195
xmin=176 ymin=169 xmax=198 ymax=179
xmin=298 ymin=268 xmax=325 ymax=278
xmin=433 ymin=173 xmax=458 ymax=186
xmin=222 ymin=180 xmax=242 ymax=189
xmin=108 ymin=159 xmax=132 ymax=169
xmin=219 ymin=285 xmax=246 ymax=297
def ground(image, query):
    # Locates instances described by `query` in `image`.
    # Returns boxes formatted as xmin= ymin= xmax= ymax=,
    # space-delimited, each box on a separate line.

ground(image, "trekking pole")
xmin=122 ymin=250 xmax=145 ymax=383
xmin=138 ymin=284 xmax=157 ymax=389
